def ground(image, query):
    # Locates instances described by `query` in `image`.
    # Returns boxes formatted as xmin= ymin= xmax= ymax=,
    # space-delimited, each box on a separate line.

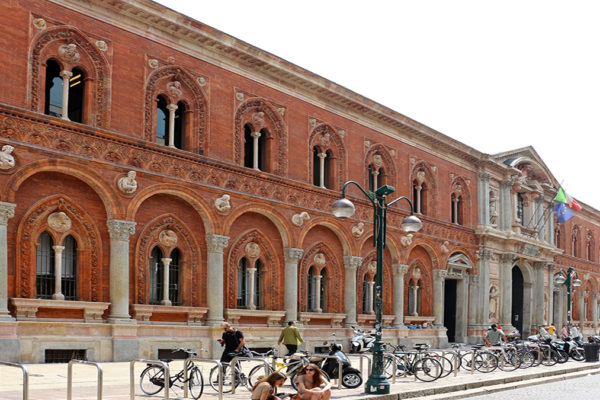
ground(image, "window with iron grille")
xmin=36 ymin=232 xmax=55 ymax=299
xmin=169 ymin=248 xmax=180 ymax=306
xmin=45 ymin=349 xmax=87 ymax=364
xmin=149 ymin=246 xmax=162 ymax=304
xmin=62 ymin=235 xmax=78 ymax=300
xmin=237 ymin=257 xmax=260 ymax=308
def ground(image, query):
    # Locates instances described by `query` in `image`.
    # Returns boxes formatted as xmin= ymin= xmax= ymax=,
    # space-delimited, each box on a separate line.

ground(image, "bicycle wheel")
xmin=518 ymin=350 xmax=535 ymax=369
xmin=427 ymin=354 xmax=453 ymax=378
xmin=209 ymin=365 xmax=236 ymax=393
xmin=460 ymin=352 xmax=477 ymax=371
xmin=140 ymin=365 xmax=165 ymax=395
xmin=188 ymin=367 xmax=204 ymax=400
xmin=248 ymin=364 xmax=274 ymax=388
xmin=541 ymin=348 xmax=558 ymax=366
xmin=497 ymin=350 xmax=520 ymax=371
xmin=474 ymin=352 xmax=498 ymax=373
xmin=413 ymin=357 xmax=442 ymax=382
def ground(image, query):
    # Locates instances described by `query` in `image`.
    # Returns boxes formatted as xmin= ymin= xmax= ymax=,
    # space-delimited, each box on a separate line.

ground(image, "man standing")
xmin=278 ymin=321 xmax=304 ymax=356
xmin=217 ymin=322 xmax=250 ymax=363
xmin=483 ymin=324 xmax=505 ymax=346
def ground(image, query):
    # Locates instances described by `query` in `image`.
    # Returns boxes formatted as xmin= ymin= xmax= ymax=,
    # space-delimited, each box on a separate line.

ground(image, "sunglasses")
xmin=305 ymin=368 xmax=315 ymax=371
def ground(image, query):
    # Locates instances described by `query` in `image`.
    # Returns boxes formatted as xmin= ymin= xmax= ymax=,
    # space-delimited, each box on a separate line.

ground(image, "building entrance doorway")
xmin=511 ymin=266 xmax=524 ymax=333
xmin=444 ymin=279 xmax=457 ymax=342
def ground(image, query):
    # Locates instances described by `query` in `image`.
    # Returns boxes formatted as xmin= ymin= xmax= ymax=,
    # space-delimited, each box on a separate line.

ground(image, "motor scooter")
xmin=310 ymin=333 xmax=363 ymax=389
xmin=350 ymin=326 xmax=376 ymax=353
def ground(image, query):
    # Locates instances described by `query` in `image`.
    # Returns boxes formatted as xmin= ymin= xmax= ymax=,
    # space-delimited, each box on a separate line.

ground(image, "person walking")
xmin=278 ymin=321 xmax=304 ymax=356
xmin=217 ymin=322 xmax=251 ymax=363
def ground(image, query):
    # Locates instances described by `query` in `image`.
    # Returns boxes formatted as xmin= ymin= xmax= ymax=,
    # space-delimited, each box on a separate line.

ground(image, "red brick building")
xmin=0 ymin=0 xmax=597 ymax=362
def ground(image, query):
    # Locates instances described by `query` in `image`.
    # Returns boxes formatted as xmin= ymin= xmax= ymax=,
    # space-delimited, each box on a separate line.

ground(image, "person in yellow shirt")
xmin=278 ymin=320 xmax=304 ymax=356
xmin=547 ymin=322 xmax=556 ymax=337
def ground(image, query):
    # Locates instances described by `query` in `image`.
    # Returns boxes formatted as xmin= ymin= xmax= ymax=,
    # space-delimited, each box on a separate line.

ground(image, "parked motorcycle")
xmin=350 ymin=326 xmax=376 ymax=353
xmin=561 ymin=336 xmax=585 ymax=361
xmin=588 ymin=335 xmax=600 ymax=343
xmin=311 ymin=333 xmax=363 ymax=389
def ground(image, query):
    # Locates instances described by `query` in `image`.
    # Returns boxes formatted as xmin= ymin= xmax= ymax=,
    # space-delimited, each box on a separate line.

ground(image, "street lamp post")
xmin=554 ymin=267 xmax=582 ymax=334
xmin=332 ymin=181 xmax=422 ymax=395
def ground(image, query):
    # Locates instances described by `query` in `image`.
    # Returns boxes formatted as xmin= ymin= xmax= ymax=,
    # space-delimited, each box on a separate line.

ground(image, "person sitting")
xmin=294 ymin=363 xmax=331 ymax=400
xmin=484 ymin=324 xmax=505 ymax=346
xmin=251 ymin=371 xmax=295 ymax=400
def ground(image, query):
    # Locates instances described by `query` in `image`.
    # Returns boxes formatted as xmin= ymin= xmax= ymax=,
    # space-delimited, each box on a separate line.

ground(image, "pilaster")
xmin=343 ymin=255 xmax=362 ymax=327
xmin=205 ymin=234 xmax=229 ymax=326
xmin=107 ymin=219 xmax=136 ymax=323
xmin=0 ymin=202 xmax=16 ymax=321
xmin=392 ymin=264 xmax=408 ymax=328
xmin=283 ymin=248 xmax=304 ymax=323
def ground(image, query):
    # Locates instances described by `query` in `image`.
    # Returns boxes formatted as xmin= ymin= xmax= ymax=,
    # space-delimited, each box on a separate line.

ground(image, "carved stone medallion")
xmin=245 ymin=242 xmax=261 ymax=258
xmin=58 ymin=44 xmax=80 ymax=63
xmin=314 ymin=253 xmax=326 ymax=267
xmin=159 ymin=229 xmax=178 ymax=247
xmin=48 ymin=212 xmax=72 ymax=233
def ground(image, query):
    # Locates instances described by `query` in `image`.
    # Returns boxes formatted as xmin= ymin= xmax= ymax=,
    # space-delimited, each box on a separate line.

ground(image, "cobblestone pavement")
xmin=1 ymin=359 xmax=599 ymax=400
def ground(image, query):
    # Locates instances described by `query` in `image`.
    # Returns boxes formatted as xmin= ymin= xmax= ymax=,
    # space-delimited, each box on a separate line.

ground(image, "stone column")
xmin=247 ymin=267 xmax=257 ymax=310
xmin=343 ymin=256 xmax=361 ymax=327
xmin=433 ymin=269 xmax=446 ymax=327
xmin=251 ymin=131 xmax=261 ymax=170
xmin=533 ymin=262 xmax=545 ymax=329
xmin=536 ymin=198 xmax=545 ymax=241
xmin=452 ymin=198 xmax=458 ymax=223
xmin=205 ymin=234 xmax=229 ymax=326
xmin=411 ymin=285 xmax=420 ymax=316
xmin=593 ymin=293 xmax=599 ymax=334
xmin=456 ymin=277 xmax=469 ymax=342
xmin=372 ymin=170 xmax=379 ymax=191
xmin=166 ymin=103 xmax=178 ymax=148
xmin=0 ymin=202 xmax=16 ymax=321
xmin=392 ymin=264 xmax=408 ymax=328
xmin=415 ymin=186 xmax=422 ymax=214
xmin=499 ymin=253 xmax=514 ymax=329
xmin=284 ymin=248 xmax=303 ymax=323
xmin=160 ymin=258 xmax=172 ymax=306
xmin=548 ymin=264 xmax=555 ymax=325
xmin=578 ymin=290 xmax=585 ymax=324
xmin=60 ymin=70 xmax=72 ymax=120
xmin=477 ymin=172 xmax=490 ymax=226
xmin=367 ymin=281 xmax=375 ymax=314
xmin=314 ymin=275 xmax=322 ymax=312
xmin=52 ymin=245 xmax=65 ymax=300
xmin=553 ymin=287 xmax=564 ymax=328
xmin=318 ymin=152 xmax=327 ymax=188
xmin=107 ymin=220 xmax=136 ymax=322
xmin=499 ymin=180 xmax=513 ymax=231
xmin=477 ymin=249 xmax=492 ymax=327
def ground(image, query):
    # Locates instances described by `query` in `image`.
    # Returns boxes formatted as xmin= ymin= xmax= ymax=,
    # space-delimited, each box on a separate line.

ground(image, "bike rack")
xmin=383 ymin=352 xmax=398 ymax=384
xmin=182 ymin=358 xmax=223 ymax=400
xmin=130 ymin=359 xmax=170 ymax=400
xmin=347 ymin=354 xmax=372 ymax=377
xmin=67 ymin=359 xmax=103 ymax=400
xmin=230 ymin=356 xmax=270 ymax=394
xmin=310 ymin=354 xmax=343 ymax=389
xmin=0 ymin=361 xmax=29 ymax=400
xmin=439 ymin=350 xmax=459 ymax=377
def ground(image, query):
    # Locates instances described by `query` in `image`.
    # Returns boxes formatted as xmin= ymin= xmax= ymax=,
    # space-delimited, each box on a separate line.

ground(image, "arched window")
xmin=362 ymin=273 xmax=370 ymax=313
xmin=313 ymin=147 xmax=320 ymax=186
xmin=572 ymin=226 xmax=579 ymax=257
xmin=173 ymin=101 xmax=185 ymax=150
xmin=237 ymin=257 xmax=249 ymax=308
xmin=237 ymin=257 xmax=261 ymax=309
xmin=413 ymin=180 xmax=428 ymax=215
xmin=44 ymin=60 xmax=63 ymax=118
xmin=324 ymin=150 xmax=332 ymax=188
xmin=554 ymin=223 xmax=561 ymax=248
xmin=67 ymin=67 xmax=85 ymax=123
xmin=36 ymin=232 xmax=55 ymax=299
xmin=62 ymin=235 xmax=78 ymax=301
xmin=169 ymin=248 xmax=181 ymax=306
xmin=258 ymin=128 xmax=267 ymax=171
xmin=156 ymin=96 xmax=169 ymax=146
xmin=243 ymin=123 xmax=253 ymax=168
xmin=149 ymin=247 xmax=163 ymax=304
xmin=368 ymin=165 xmax=376 ymax=192
xmin=307 ymin=267 xmax=316 ymax=311
xmin=320 ymin=268 xmax=328 ymax=312
xmin=451 ymin=193 xmax=463 ymax=225
xmin=254 ymin=259 xmax=263 ymax=310
xmin=408 ymin=279 xmax=422 ymax=316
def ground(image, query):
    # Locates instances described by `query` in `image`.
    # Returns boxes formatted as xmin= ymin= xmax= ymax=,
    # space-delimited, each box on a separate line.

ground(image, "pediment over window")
xmin=447 ymin=253 xmax=473 ymax=270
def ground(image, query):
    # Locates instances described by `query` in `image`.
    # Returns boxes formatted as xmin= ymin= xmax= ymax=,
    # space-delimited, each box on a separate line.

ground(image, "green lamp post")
xmin=554 ymin=266 xmax=582 ymax=334
xmin=332 ymin=181 xmax=422 ymax=394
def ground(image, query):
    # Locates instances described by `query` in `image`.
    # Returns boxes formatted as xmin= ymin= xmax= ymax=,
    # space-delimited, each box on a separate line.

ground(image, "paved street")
xmin=467 ymin=373 xmax=600 ymax=400
xmin=1 ymin=359 xmax=599 ymax=400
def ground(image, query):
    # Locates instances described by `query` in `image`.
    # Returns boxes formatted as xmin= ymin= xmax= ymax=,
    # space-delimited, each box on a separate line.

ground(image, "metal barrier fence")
xmin=67 ymin=359 xmax=103 ymax=400
xmin=0 ymin=361 xmax=29 ymax=400
xmin=230 ymin=356 xmax=270 ymax=394
xmin=310 ymin=354 xmax=343 ymax=389
xmin=347 ymin=353 xmax=372 ymax=377
xmin=130 ymin=359 xmax=170 ymax=400
xmin=182 ymin=358 xmax=223 ymax=400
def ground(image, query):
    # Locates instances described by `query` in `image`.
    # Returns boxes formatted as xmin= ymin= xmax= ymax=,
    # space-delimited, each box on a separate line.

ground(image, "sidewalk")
xmin=1 ymin=358 xmax=599 ymax=400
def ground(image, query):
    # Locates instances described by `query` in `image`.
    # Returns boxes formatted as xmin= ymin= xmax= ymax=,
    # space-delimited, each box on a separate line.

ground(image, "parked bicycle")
xmin=139 ymin=348 xmax=204 ymax=399
xmin=383 ymin=343 xmax=443 ymax=382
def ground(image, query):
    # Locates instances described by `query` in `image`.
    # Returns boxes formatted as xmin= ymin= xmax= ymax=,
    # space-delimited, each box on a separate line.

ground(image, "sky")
xmin=154 ymin=0 xmax=600 ymax=210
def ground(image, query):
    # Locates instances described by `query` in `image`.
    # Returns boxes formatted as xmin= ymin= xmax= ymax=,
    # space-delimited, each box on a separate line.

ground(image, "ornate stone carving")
xmin=58 ymin=43 xmax=80 ymax=63
xmin=95 ymin=40 xmax=108 ymax=51
xmin=277 ymin=107 xmax=285 ymax=116
xmin=244 ymin=241 xmax=260 ymax=258
xmin=292 ymin=211 xmax=310 ymax=227
xmin=197 ymin=76 xmax=207 ymax=86
xmin=338 ymin=129 xmax=345 ymax=138
xmin=489 ymin=284 xmax=499 ymax=320
xmin=309 ymin=118 xmax=316 ymax=127
xmin=159 ymin=229 xmax=178 ymax=247
xmin=368 ymin=260 xmax=377 ymax=275
xmin=215 ymin=194 xmax=231 ymax=214
xmin=393 ymin=264 xmax=409 ymax=276
xmin=205 ymin=234 xmax=229 ymax=253
xmin=319 ymin=132 xmax=331 ymax=147
xmin=416 ymin=170 xmax=426 ymax=185
xmin=284 ymin=248 xmax=304 ymax=263
xmin=0 ymin=202 xmax=16 ymax=226
xmin=148 ymin=59 xmax=159 ymax=69
xmin=251 ymin=112 xmax=265 ymax=131
xmin=440 ymin=241 xmax=450 ymax=255
xmin=107 ymin=220 xmax=136 ymax=241
xmin=118 ymin=171 xmax=138 ymax=194
xmin=47 ymin=211 xmax=72 ymax=233
xmin=343 ymin=255 xmax=362 ymax=270
xmin=364 ymin=140 xmax=370 ymax=148
xmin=351 ymin=222 xmax=365 ymax=238
xmin=412 ymin=267 xmax=422 ymax=279
xmin=0 ymin=144 xmax=15 ymax=170
xmin=235 ymin=92 xmax=244 ymax=101
xmin=314 ymin=253 xmax=326 ymax=267
xmin=166 ymin=81 xmax=183 ymax=102
xmin=33 ymin=18 xmax=46 ymax=30
xmin=400 ymin=234 xmax=413 ymax=248
xmin=373 ymin=154 xmax=383 ymax=168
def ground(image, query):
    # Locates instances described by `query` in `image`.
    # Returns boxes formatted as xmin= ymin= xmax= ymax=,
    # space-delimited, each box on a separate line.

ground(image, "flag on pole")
xmin=554 ymin=187 xmax=582 ymax=212
xmin=553 ymin=202 xmax=574 ymax=224
xmin=554 ymin=187 xmax=567 ymax=203
xmin=565 ymin=192 xmax=583 ymax=212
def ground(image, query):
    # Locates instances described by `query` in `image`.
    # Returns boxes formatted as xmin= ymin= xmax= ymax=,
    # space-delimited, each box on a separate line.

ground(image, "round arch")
xmin=296 ymin=216 xmax=353 ymax=256
xmin=223 ymin=204 xmax=291 ymax=249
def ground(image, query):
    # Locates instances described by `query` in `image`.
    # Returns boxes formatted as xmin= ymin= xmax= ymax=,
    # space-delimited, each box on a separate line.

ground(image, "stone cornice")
xmin=50 ymin=0 xmax=483 ymax=167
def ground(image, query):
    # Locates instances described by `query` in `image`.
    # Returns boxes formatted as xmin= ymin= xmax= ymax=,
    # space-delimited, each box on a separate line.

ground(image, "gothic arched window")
xmin=156 ymin=96 xmax=169 ymax=146
xmin=61 ymin=235 xmax=78 ymax=300
xmin=44 ymin=60 xmax=63 ymax=118
xmin=168 ymin=248 xmax=181 ymax=306
xmin=36 ymin=232 xmax=55 ymax=299
xmin=149 ymin=246 xmax=163 ymax=304
xmin=67 ymin=67 xmax=85 ymax=123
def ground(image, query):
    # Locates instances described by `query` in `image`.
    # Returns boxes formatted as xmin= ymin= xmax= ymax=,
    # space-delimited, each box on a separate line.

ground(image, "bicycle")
xmin=139 ymin=348 xmax=204 ymax=399
xmin=247 ymin=349 xmax=312 ymax=389
xmin=209 ymin=350 xmax=266 ymax=393
xmin=383 ymin=344 xmax=443 ymax=382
